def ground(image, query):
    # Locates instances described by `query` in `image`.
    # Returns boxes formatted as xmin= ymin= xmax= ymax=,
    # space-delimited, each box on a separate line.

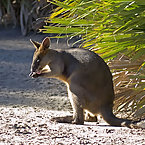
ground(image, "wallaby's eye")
xmin=37 ymin=59 xmax=40 ymax=63
xmin=36 ymin=56 xmax=41 ymax=63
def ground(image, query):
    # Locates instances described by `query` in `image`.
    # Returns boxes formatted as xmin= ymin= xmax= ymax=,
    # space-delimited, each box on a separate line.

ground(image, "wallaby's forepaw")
xmin=51 ymin=116 xmax=73 ymax=124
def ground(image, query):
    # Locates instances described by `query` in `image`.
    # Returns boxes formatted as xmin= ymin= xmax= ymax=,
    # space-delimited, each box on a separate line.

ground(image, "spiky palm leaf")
xmin=41 ymin=0 xmax=145 ymax=119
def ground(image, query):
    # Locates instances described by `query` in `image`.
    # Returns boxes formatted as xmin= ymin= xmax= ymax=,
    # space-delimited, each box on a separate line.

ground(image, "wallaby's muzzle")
xmin=29 ymin=71 xmax=41 ymax=78
xmin=29 ymin=64 xmax=37 ymax=77
xmin=29 ymin=60 xmax=42 ymax=78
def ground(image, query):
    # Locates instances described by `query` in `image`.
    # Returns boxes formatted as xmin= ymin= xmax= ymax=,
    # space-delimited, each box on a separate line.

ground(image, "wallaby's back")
xmin=53 ymin=48 xmax=115 ymax=117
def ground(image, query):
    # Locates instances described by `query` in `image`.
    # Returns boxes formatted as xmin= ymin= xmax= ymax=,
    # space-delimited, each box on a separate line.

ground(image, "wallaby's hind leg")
xmin=51 ymin=115 xmax=73 ymax=123
xmin=101 ymin=105 xmax=132 ymax=127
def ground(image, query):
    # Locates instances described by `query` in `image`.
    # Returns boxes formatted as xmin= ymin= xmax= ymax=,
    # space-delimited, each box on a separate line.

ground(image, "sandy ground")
xmin=0 ymin=27 xmax=145 ymax=144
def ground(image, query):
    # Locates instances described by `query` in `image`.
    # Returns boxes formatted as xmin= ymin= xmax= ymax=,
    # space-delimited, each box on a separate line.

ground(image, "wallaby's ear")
xmin=30 ymin=39 xmax=41 ymax=49
xmin=41 ymin=37 xmax=51 ymax=50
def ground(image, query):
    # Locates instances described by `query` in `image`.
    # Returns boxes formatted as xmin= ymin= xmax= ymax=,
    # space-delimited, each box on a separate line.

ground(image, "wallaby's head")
xmin=29 ymin=37 xmax=51 ymax=77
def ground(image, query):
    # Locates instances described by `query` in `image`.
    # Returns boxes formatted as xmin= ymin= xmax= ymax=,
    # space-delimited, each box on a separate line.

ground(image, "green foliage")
xmin=42 ymin=0 xmax=145 ymax=119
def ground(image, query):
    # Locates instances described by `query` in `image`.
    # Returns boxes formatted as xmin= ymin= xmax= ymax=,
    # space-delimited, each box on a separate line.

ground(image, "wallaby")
xmin=29 ymin=37 xmax=143 ymax=128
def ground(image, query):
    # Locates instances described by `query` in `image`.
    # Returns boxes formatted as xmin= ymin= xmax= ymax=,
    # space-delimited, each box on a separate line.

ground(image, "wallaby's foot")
xmin=72 ymin=111 xmax=84 ymax=125
xmin=72 ymin=118 xmax=84 ymax=125
xmin=51 ymin=116 xmax=73 ymax=123
xmin=71 ymin=110 xmax=84 ymax=125
xmin=51 ymin=115 xmax=84 ymax=125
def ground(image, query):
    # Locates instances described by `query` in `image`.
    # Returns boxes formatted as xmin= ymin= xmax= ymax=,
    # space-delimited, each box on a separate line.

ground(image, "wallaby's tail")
xmin=101 ymin=106 xmax=144 ymax=128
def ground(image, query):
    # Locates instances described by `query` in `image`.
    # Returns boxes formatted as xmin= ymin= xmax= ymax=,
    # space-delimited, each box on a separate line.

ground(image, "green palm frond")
xmin=42 ymin=0 xmax=145 ymax=119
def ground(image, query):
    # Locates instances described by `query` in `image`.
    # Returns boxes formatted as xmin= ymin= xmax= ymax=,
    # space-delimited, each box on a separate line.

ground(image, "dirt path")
xmin=0 ymin=27 xmax=145 ymax=144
